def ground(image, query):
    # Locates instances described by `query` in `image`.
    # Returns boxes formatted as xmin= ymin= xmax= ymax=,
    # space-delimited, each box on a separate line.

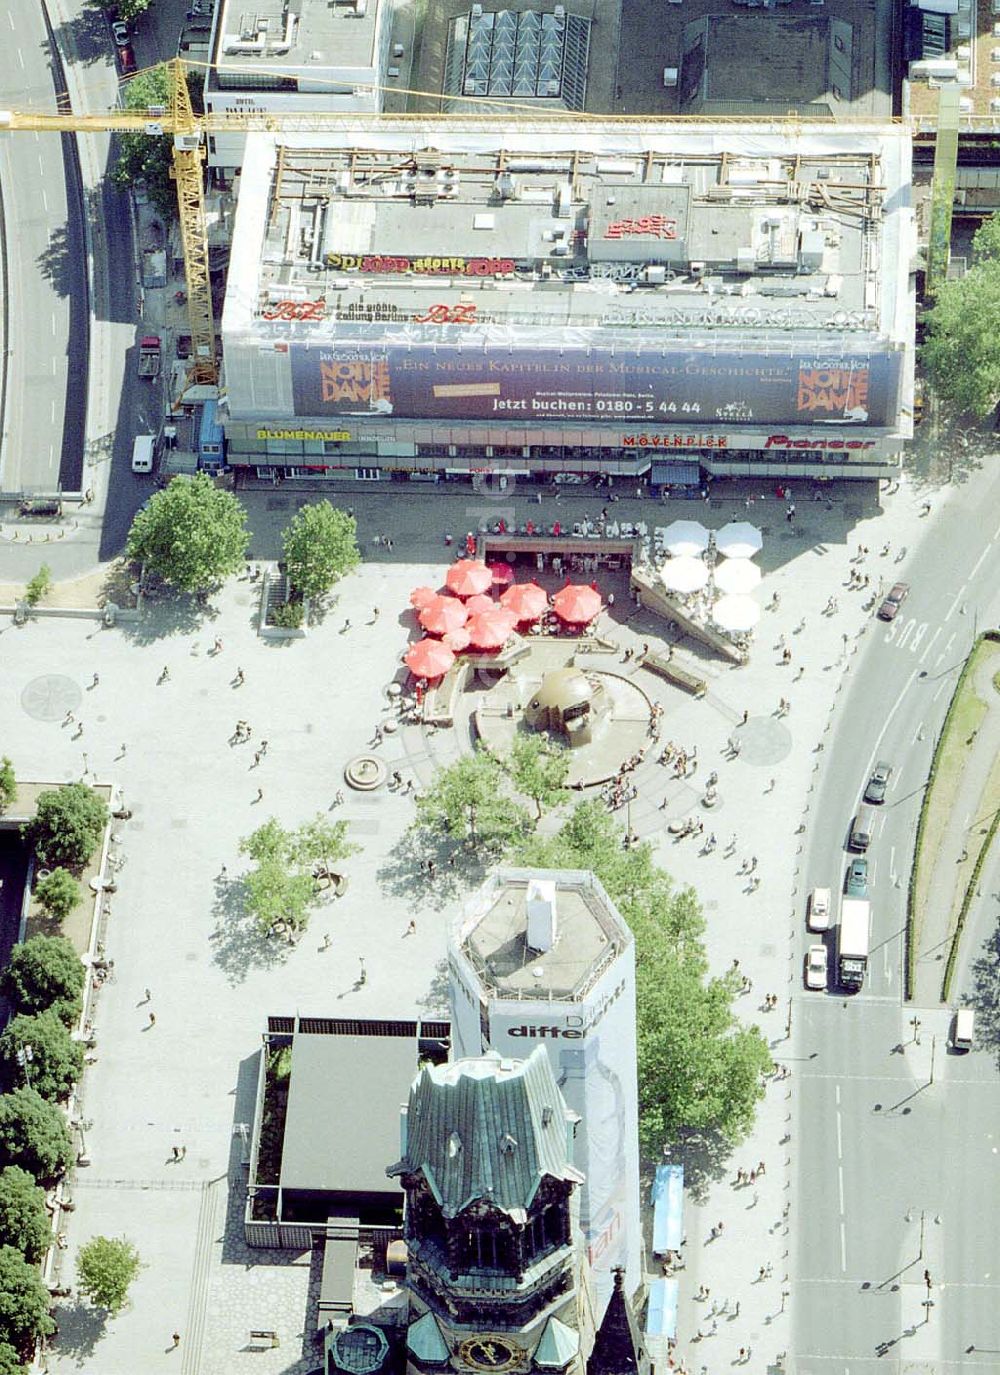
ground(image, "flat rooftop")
xmin=457 ymin=871 xmax=628 ymax=1002
xmin=209 ymin=0 xmax=381 ymax=88
xmin=280 ymin=1030 xmax=414 ymax=1196
xmin=244 ymin=134 xmax=898 ymax=341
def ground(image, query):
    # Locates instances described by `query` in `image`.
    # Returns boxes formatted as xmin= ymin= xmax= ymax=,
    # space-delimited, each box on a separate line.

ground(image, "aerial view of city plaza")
xmin=1 ymin=0 xmax=1000 ymax=1370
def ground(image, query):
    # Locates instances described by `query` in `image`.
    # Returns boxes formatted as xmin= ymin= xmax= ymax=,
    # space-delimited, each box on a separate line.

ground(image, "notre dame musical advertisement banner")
xmin=289 ymin=343 xmax=902 ymax=427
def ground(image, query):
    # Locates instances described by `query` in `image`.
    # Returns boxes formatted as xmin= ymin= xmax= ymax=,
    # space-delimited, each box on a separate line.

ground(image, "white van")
xmin=951 ymin=1008 xmax=975 ymax=1051
xmin=131 ymin=434 xmax=155 ymax=474
xmin=808 ymin=887 xmax=831 ymax=932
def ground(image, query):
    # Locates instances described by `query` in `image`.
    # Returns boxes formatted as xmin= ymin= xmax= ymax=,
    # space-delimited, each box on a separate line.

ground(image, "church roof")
xmin=406 ymin=1312 xmax=450 ymax=1365
xmin=586 ymin=1269 xmax=649 ymax=1375
xmin=534 ymin=1316 xmax=580 ymax=1368
xmin=387 ymin=1047 xmax=582 ymax=1220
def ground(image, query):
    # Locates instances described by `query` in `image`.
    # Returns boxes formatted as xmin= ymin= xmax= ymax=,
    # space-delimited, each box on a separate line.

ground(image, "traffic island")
xmin=908 ymin=631 xmax=1000 ymax=1002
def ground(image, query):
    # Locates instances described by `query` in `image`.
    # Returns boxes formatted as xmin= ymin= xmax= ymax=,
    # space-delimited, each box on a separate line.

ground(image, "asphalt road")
xmin=793 ymin=459 xmax=1000 ymax=1370
xmin=0 ymin=2 xmax=80 ymax=494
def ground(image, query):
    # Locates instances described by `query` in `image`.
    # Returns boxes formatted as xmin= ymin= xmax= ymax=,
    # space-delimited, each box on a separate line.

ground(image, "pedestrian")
xmin=733 ymin=1300 xmax=740 ymax=1317
xmin=160 ymin=666 xmax=170 ymax=682
xmin=757 ymin=1265 xmax=767 ymax=1282
xmin=144 ymin=987 xmax=151 ymax=1003
xmin=373 ymin=725 xmax=384 ymax=746
xmin=749 ymin=856 xmax=757 ymax=872
xmin=260 ymin=739 xmax=268 ymax=755
xmin=91 ymin=672 xmax=100 ymax=688
xmin=405 ymin=919 xmax=417 ymax=936
xmin=371 ymin=607 xmax=380 ymax=622
xmin=391 ymin=770 xmax=403 ymax=788
xmin=213 ymin=637 xmax=223 ymax=654
xmin=757 ymin=1160 xmax=766 ymax=1175
xmin=172 ymin=1145 xmax=180 ymax=1160
xmin=740 ymin=709 xmax=748 ymax=726
xmin=235 ymin=667 xmax=245 ymax=686
xmin=64 ymin=710 xmax=75 ymax=725
xmin=342 ymin=619 xmax=351 ymax=632
xmin=149 ymin=1011 xmax=156 ymax=1027
xmin=321 ymin=933 xmax=332 ymax=951
xmin=180 ymin=1145 xmax=186 ymax=1159
xmin=119 ymin=742 xmax=127 ymax=757
xmin=172 ymin=1331 xmax=181 ymax=1348
xmin=254 ymin=787 xmax=264 ymax=802
xmin=253 ymin=750 xmax=262 ymax=768
xmin=359 ymin=957 xmax=367 ymax=985
xmin=334 ymin=789 xmax=345 ymax=806
xmin=427 ymin=859 xmax=437 ymax=880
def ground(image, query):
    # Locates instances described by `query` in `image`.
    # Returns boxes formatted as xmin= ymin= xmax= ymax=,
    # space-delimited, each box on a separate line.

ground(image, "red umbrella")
xmin=464 ymin=593 xmax=496 ymax=617
xmin=465 ymin=608 xmax=516 ymax=650
xmin=405 ymin=638 xmax=455 ymax=679
xmin=442 ymin=626 xmax=472 ymax=652
xmin=553 ymin=583 xmax=603 ymax=624
xmin=488 ymin=560 xmax=515 ymax=587
xmin=409 ymin=585 xmax=437 ymax=610
xmin=446 ymin=559 xmax=493 ymax=599
xmin=419 ymin=595 xmax=469 ymax=636
xmin=501 ymin=582 xmax=548 ymax=623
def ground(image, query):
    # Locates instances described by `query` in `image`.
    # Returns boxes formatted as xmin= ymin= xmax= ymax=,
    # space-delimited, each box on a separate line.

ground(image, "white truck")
xmin=838 ymin=897 xmax=871 ymax=991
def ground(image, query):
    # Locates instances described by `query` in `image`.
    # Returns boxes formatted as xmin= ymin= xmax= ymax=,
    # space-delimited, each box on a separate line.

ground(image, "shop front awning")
xmin=651 ymin=461 xmax=701 ymax=486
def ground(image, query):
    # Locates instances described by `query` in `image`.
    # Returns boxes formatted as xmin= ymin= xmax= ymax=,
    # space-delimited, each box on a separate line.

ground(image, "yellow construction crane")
xmin=1 ymin=63 xmax=922 ymax=384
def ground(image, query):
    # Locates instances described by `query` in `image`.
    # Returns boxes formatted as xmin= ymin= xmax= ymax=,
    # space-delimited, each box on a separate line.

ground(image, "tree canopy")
xmin=0 ymin=1245 xmax=54 ymax=1351
xmin=415 ymin=748 xmax=531 ymax=853
xmin=0 ymin=1012 xmax=84 ymax=1103
xmin=0 ymin=1088 xmax=74 ymax=1186
xmin=127 ymin=473 xmax=249 ymax=593
xmin=76 ymin=1236 xmax=142 ymax=1316
xmin=111 ymin=65 xmax=174 ymax=220
xmin=0 ymin=1167 xmax=52 ymax=1265
xmin=26 ymin=783 xmax=107 ymax=873
xmin=516 ymin=801 xmax=771 ymax=1152
xmin=33 ymin=867 xmax=81 ymax=924
xmin=921 ymin=214 xmax=1000 ymax=416
xmin=239 ymin=815 xmax=358 ymax=935
xmin=3 ymin=936 xmax=85 ymax=1027
xmin=281 ymin=501 xmax=360 ymax=600
xmin=0 ymin=1341 xmax=24 ymax=1375
xmin=506 ymin=734 xmax=570 ymax=820
xmin=0 ymin=759 xmax=15 ymax=815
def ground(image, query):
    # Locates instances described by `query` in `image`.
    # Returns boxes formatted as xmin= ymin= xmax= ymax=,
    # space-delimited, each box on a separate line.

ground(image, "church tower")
xmin=388 ymin=1048 xmax=596 ymax=1375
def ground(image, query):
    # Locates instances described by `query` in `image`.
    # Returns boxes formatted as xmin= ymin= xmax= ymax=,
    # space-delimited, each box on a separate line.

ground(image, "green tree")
xmin=415 ymin=749 xmax=530 ymax=851
xmin=0 ymin=1167 xmax=52 ymax=1264
xmin=110 ymin=64 xmax=174 ymax=220
xmin=0 ymin=1341 xmax=23 ymax=1375
xmin=33 ymin=867 xmax=81 ymax=924
xmin=506 ymin=733 xmax=570 ymax=821
xmin=516 ymin=801 xmax=770 ymax=1150
xmin=0 ymin=1245 xmax=54 ymax=1350
xmin=921 ymin=215 xmax=1000 ymax=416
xmin=24 ymin=566 xmax=52 ymax=607
xmin=3 ymin=936 xmax=85 ymax=1027
xmin=0 ymin=1088 xmax=74 ymax=1185
xmin=243 ymin=860 xmax=314 ymax=936
xmin=281 ymin=501 xmax=360 ymax=600
xmin=76 ymin=1236 xmax=142 ymax=1316
xmin=291 ymin=815 xmax=358 ymax=874
xmin=0 ymin=1012 xmax=84 ymax=1103
xmin=26 ymin=782 xmax=107 ymax=873
xmin=126 ymin=472 xmax=249 ymax=594
xmin=0 ymin=759 xmax=14 ymax=815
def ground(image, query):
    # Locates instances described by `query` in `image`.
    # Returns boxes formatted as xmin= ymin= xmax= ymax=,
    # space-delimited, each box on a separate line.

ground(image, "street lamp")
xmin=15 ymin=1045 xmax=33 ymax=1088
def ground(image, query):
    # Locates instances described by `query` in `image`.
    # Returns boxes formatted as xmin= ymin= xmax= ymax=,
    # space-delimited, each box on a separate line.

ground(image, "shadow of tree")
xmin=49 ymin=1296 xmax=106 ymax=1365
xmin=118 ymin=589 xmax=222 ymax=646
xmin=54 ymin=6 xmax=113 ymax=68
xmin=375 ymin=823 xmax=489 ymax=910
xmin=415 ymin=957 xmax=450 ymax=1017
xmin=657 ymin=1126 xmax=734 ymax=1201
xmin=208 ymin=877 xmax=292 ymax=985
xmin=36 ymin=223 xmax=75 ymax=298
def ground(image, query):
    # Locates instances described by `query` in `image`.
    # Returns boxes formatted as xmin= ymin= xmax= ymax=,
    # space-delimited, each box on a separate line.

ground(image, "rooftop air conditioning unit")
xmin=554 ymin=3 xmax=565 ymax=14
xmin=472 ymin=2 xmax=482 ymax=14
xmin=956 ymin=19 xmax=971 ymax=36
xmin=993 ymin=71 xmax=1000 ymax=82
xmin=991 ymin=96 xmax=1000 ymax=108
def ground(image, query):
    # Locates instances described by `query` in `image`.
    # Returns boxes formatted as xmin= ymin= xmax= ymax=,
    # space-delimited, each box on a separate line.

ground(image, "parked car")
xmin=808 ymin=887 xmax=831 ymax=932
xmin=864 ymin=761 xmax=892 ymax=804
xmin=112 ymin=19 xmax=129 ymax=45
xmin=878 ymin=582 xmax=909 ymax=621
xmin=118 ymin=44 xmax=136 ymax=75
xmin=805 ymin=944 xmax=828 ymax=991
xmin=845 ymin=857 xmax=868 ymax=899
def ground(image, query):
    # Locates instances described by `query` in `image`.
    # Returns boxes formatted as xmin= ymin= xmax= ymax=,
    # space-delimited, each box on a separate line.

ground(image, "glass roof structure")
xmin=443 ymin=8 xmax=591 ymax=109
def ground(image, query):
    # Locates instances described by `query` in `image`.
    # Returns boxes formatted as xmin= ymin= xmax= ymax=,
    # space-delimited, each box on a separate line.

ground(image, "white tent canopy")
xmin=661 ymin=556 xmax=710 ymax=594
xmin=711 ymin=594 xmax=761 ymax=632
xmin=716 ymin=522 xmax=763 ymax=559
xmin=713 ymin=558 xmax=762 ymax=595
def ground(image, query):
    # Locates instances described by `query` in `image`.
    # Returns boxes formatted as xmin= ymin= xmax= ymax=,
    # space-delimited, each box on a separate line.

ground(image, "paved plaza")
xmin=0 ymin=474 xmax=942 ymax=1374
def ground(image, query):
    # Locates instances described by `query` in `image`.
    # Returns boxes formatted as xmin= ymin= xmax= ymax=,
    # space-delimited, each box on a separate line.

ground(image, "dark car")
xmin=864 ymin=761 xmax=892 ymax=804
xmin=878 ymin=582 xmax=909 ymax=621
xmin=845 ymin=857 xmax=868 ymax=898
xmin=118 ymin=44 xmax=136 ymax=75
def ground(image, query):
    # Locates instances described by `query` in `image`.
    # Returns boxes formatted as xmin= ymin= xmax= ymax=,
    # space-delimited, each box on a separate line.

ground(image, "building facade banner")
xmin=289 ymin=343 xmax=902 ymax=427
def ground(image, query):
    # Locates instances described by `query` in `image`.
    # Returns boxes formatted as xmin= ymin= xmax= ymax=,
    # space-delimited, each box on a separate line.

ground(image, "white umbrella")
xmin=658 ymin=520 xmax=710 ymax=557
xmin=716 ymin=521 xmax=763 ymax=559
xmin=661 ymin=556 xmax=710 ymax=594
xmin=712 ymin=594 xmax=761 ymax=632
xmin=713 ymin=558 xmax=762 ymax=595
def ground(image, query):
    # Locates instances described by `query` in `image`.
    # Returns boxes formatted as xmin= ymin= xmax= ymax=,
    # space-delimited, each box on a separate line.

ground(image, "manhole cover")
xmin=21 ymin=674 xmax=82 ymax=722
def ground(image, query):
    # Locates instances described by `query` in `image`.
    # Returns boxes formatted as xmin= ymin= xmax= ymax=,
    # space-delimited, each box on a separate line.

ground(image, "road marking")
xmin=919 ymin=625 xmax=941 ymax=664
xmin=860 ymin=666 xmax=918 ymax=788
xmin=840 ymin=1220 xmax=847 ymax=1272
xmin=944 ymin=585 xmax=966 ymax=623
xmin=969 ymin=546 xmax=990 ymax=580
xmin=41 ymin=188 xmax=47 ymax=212
xmin=932 ymin=676 xmax=951 ymax=703
xmin=890 ymin=844 xmax=896 ymax=884
xmin=17 ymin=48 xmax=23 ymax=68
